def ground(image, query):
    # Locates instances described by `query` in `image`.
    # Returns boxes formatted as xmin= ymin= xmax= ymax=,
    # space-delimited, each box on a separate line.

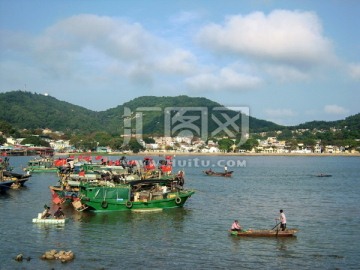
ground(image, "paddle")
xmin=271 ymin=221 xmax=281 ymax=230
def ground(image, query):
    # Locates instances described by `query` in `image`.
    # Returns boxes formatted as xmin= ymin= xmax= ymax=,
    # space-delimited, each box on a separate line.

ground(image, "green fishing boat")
xmin=78 ymin=174 xmax=195 ymax=212
xmin=24 ymin=158 xmax=59 ymax=173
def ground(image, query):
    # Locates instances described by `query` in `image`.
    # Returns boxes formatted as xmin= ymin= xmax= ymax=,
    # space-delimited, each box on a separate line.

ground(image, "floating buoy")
xmin=15 ymin=254 xmax=23 ymax=261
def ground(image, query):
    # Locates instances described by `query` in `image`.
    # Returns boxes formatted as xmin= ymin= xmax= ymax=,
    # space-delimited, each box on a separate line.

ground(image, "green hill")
xmin=0 ymin=91 xmax=282 ymax=136
xmin=0 ymin=90 xmax=102 ymax=134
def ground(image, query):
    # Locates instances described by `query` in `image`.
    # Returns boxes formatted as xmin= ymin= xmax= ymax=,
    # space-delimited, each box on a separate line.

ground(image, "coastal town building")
xmin=0 ymin=127 xmax=359 ymax=155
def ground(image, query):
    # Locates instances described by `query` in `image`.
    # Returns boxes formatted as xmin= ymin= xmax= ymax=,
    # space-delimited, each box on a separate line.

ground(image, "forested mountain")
xmin=0 ymin=91 xmax=281 ymax=135
xmin=0 ymin=91 xmax=103 ymax=134
xmin=0 ymin=90 xmax=358 ymax=139
xmin=295 ymin=113 xmax=360 ymax=132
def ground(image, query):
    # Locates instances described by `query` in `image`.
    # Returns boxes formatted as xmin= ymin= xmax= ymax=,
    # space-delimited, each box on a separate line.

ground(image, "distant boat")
xmin=24 ymin=157 xmax=59 ymax=173
xmin=203 ymin=169 xmax=233 ymax=177
xmin=316 ymin=174 xmax=332 ymax=177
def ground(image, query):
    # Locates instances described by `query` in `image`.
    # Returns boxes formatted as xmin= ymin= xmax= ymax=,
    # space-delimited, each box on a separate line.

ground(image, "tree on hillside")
xmin=239 ymin=138 xmax=259 ymax=151
xmin=143 ymin=137 xmax=155 ymax=144
xmin=108 ymin=137 xmax=124 ymax=151
xmin=0 ymin=135 xmax=6 ymax=145
xmin=21 ymin=136 xmax=50 ymax=147
xmin=218 ymin=138 xmax=234 ymax=152
xmin=127 ymin=138 xmax=145 ymax=153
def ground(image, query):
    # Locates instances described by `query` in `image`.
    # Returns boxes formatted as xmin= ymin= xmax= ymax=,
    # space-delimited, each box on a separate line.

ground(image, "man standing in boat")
xmin=279 ymin=209 xmax=287 ymax=231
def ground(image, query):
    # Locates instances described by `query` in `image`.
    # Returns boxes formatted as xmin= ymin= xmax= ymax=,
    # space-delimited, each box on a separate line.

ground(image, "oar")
xmin=271 ymin=221 xmax=281 ymax=230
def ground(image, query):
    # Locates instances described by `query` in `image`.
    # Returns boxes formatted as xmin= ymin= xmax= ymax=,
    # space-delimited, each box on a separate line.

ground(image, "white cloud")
xmin=157 ymin=49 xmax=197 ymax=74
xmin=197 ymin=10 xmax=334 ymax=67
xmin=2 ymin=14 xmax=201 ymax=87
xmin=263 ymin=64 xmax=309 ymax=82
xmin=324 ymin=105 xmax=349 ymax=115
xmin=185 ymin=67 xmax=262 ymax=92
xmin=348 ymin=63 xmax=360 ymax=80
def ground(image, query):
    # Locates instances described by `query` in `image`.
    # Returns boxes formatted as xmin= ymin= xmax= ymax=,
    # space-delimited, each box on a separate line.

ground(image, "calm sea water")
xmin=1 ymin=155 xmax=359 ymax=270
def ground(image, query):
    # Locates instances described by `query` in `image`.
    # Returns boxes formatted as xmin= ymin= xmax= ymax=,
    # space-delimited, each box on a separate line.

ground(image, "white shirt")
xmin=280 ymin=212 xmax=286 ymax=224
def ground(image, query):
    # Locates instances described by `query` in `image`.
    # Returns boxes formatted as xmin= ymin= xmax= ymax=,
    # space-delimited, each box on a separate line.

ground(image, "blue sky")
xmin=1 ymin=0 xmax=359 ymax=126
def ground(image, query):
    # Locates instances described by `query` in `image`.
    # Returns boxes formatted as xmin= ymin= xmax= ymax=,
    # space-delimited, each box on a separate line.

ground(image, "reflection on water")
xmin=1 ymin=155 xmax=360 ymax=269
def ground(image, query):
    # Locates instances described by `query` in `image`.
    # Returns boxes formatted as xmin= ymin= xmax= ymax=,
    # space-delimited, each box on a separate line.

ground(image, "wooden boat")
xmin=229 ymin=229 xmax=298 ymax=237
xmin=316 ymin=174 xmax=332 ymax=177
xmin=77 ymin=171 xmax=194 ymax=212
xmin=203 ymin=170 xmax=233 ymax=177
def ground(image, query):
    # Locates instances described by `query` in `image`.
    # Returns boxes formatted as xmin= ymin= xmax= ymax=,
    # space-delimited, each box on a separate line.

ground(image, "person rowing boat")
xmin=230 ymin=220 xmax=242 ymax=231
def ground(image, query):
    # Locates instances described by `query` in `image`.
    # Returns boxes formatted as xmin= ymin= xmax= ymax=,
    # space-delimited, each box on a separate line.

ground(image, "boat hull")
xmin=0 ymin=181 xmax=15 ymax=192
xmin=27 ymin=168 xmax=59 ymax=173
xmin=82 ymin=190 xmax=195 ymax=212
xmin=230 ymin=229 xmax=298 ymax=237
xmin=203 ymin=170 xmax=233 ymax=177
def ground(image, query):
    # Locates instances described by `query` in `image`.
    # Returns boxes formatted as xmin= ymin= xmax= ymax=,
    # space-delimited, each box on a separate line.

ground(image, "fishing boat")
xmin=24 ymin=157 xmax=59 ymax=173
xmin=1 ymin=167 xmax=30 ymax=190
xmin=2 ymin=171 xmax=31 ymax=186
xmin=203 ymin=169 xmax=233 ymax=177
xmin=77 ymin=171 xmax=194 ymax=212
xmin=50 ymin=169 xmax=142 ymax=205
xmin=229 ymin=229 xmax=298 ymax=237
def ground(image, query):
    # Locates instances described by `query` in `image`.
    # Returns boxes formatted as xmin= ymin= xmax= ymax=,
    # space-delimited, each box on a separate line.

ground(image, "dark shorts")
xmin=280 ymin=223 xmax=286 ymax=231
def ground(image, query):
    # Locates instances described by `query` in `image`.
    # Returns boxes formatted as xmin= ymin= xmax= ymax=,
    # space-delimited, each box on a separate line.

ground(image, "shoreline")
xmin=54 ymin=152 xmax=360 ymax=157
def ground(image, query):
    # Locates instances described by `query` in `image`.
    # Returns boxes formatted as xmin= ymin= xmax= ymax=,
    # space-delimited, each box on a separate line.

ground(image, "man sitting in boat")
xmin=231 ymin=220 xmax=242 ymax=231
xmin=54 ymin=207 xmax=65 ymax=219
xmin=41 ymin=205 xmax=52 ymax=219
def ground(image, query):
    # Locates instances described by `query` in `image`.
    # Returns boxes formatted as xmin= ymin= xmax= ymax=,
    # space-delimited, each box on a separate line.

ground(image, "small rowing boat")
xmin=203 ymin=170 xmax=233 ymax=177
xmin=32 ymin=218 xmax=68 ymax=224
xmin=229 ymin=229 xmax=298 ymax=237
xmin=32 ymin=213 xmax=68 ymax=224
